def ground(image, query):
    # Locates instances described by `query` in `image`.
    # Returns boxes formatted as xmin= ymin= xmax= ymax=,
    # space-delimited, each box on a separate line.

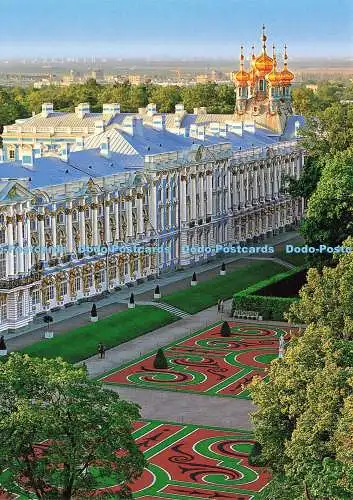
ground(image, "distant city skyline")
xmin=1 ymin=0 xmax=352 ymax=59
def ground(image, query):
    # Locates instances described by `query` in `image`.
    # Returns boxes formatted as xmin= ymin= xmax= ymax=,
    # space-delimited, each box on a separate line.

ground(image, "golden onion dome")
xmin=280 ymin=45 xmax=295 ymax=85
xmin=265 ymin=46 xmax=282 ymax=86
xmin=254 ymin=25 xmax=273 ymax=77
xmin=233 ymin=46 xmax=250 ymax=86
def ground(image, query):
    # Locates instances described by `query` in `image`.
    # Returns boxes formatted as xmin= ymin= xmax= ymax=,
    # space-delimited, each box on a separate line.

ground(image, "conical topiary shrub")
xmin=153 ymin=348 xmax=169 ymax=369
xmin=191 ymin=272 xmax=197 ymax=286
xmin=128 ymin=292 xmax=135 ymax=309
xmin=220 ymin=262 xmax=226 ymax=275
xmin=220 ymin=321 xmax=231 ymax=337
xmin=90 ymin=304 xmax=98 ymax=322
xmin=0 ymin=335 xmax=7 ymax=356
xmin=43 ymin=315 xmax=54 ymax=338
xmin=154 ymin=285 xmax=161 ymax=299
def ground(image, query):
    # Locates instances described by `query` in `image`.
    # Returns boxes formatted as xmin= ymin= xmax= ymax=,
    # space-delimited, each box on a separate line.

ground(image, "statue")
xmin=278 ymin=334 xmax=285 ymax=359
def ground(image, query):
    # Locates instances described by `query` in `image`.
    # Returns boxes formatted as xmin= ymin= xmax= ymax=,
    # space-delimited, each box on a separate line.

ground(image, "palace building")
xmin=0 ymin=27 xmax=304 ymax=333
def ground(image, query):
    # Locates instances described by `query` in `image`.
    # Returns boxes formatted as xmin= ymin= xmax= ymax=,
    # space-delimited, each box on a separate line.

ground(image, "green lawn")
xmin=274 ymin=236 xmax=308 ymax=266
xmin=160 ymin=260 xmax=285 ymax=314
xmin=21 ymin=306 xmax=176 ymax=364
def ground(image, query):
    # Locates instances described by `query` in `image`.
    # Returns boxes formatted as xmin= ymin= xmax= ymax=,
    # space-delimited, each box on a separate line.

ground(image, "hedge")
xmin=232 ymin=266 xmax=306 ymax=321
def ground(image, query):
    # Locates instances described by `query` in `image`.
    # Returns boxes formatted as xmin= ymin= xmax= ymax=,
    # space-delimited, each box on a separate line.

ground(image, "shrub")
xmin=192 ymin=272 xmax=197 ymax=281
xmin=129 ymin=293 xmax=135 ymax=304
xmin=232 ymin=267 xmax=304 ymax=321
xmin=221 ymin=262 xmax=226 ymax=272
xmin=248 ymin=441 xmax=266 ymax=466
xmin=0 ymin=336 xmax=6 ymax=350
xmin=153 ymin=348 xmax=168 ymax=369
xmin=90 ymin=304 xmax=97 ymax=317
xmin=220 ymin=321 xmax=231 ymax=337
xmin=155 ymin=285 xmax=160 ymax=295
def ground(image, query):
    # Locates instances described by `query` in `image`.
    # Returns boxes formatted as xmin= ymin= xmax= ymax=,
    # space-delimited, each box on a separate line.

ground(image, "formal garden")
xmin=100 ymin=321 xmax=292 ymax=399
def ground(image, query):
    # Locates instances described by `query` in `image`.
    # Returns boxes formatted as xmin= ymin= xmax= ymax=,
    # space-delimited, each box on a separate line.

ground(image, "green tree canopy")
xmin=298 ymin=149 xmax=353 ymax=264
xmin=0 ymin=354 xmax=146 ymax=499
xmin=250 ymin=241 xmax=353 ymax=499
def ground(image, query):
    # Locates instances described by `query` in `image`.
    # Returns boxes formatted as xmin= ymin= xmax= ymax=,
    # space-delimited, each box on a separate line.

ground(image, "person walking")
xmin=217 ymin=299 xmax=221 ymax=313
xmin=98 ymin=342 xmax=105 ymax=359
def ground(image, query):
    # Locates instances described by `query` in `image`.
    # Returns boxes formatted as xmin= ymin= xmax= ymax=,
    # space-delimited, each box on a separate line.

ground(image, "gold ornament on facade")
xmin=90 ymin=203 xmax=98 ymax=210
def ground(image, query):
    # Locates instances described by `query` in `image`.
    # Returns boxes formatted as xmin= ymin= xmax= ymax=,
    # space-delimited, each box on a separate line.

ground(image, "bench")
xmin=232 ymin=309 xmax=263 ymax=321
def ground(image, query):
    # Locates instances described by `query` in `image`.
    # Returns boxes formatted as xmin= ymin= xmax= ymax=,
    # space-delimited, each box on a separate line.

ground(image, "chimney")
xmin=152 ymin=114 xmax=166 ymax=131
xmin=75 ymin=136 xmax=85 ymax=151
xmin=94 ymin=120 xmax=105 ymax=134
xmin=22 ymin=148 xmax=34 ymax=168
xmin=175 ymin=103 xmax=184 ymax=114
xmin=103 ymin=103 xmax=120 ymax=116
xmin=190 ymin=124 xmax=205 ymax=141
xmin=124 ymin=116 xmax=144 ymax=136
xmin=100 ymin=136 xmax=111 ymax=158
xmin=33 ymin=143 xmax=42 ymax=159
xmin=41 ymin=103 xmax=53 ymax=118
xmin=147 ymin=103 xmax=157 ymax=116
xmin=193 ymin=107 xmax=206 ymax=115
xmin=229 ymin=121 xmax=243 ymax=136
xmin=219 ymin=124 xmax=227 ymax=138
xmin=61 ymin=143 xmax=70 ymax=162
xmin=209 ymin=122 xmax=220 ymax=135
xmin=244 ymin=121 xmax=255 ymax=134
xmin=75 ymin=102 xmax=90 ymax=118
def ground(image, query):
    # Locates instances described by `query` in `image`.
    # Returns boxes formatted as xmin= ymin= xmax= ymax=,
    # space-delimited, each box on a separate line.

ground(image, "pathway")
xmin=5 ymin=230 xmax=300 ymax=350
xmin=78 ymin=299 xmax=304 ymax=430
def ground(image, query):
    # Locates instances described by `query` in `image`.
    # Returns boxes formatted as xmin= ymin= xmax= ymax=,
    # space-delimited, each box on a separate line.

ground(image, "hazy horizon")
xmin=1 ymin=0 xmax=352 ymax=60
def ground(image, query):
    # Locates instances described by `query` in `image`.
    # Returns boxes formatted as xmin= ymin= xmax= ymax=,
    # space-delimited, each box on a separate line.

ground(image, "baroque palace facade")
xmin=0 ymin=27 xmax=305 ymax=333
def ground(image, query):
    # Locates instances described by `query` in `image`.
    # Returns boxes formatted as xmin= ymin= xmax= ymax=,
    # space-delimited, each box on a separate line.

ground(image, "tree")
xmin=153 ymin=348 xmax=168 ymax=369
xmin=129 ymin=293 xmax=135 ymax=304
xmin=299 ymin=103 xmax=353 ymax=159
xmin=249 ymin=241 xmax=353 ymax=499
xmin=220 ymin=321 xmax=231 ymax=337
xmin=91 ymin=304 xmax=97 ymax=317
xmin=299 ymin=149 xmax=353 ymax=266
xmin=0 ymin=354 xmax=146 ymax=499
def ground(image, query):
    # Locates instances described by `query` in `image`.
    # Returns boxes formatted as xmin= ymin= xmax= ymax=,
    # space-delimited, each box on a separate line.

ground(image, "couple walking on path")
xmin=217 ymin=298 xmax=224 ymax=313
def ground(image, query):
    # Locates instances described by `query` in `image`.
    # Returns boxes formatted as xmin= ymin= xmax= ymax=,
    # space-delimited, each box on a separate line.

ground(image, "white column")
xmin=206 ymin=171 xmax=212 ymax=215
xmin=149 ymin=181 xmax=157 ymax=232
xmin=16 ymin=210 xmax=24 ymax=273
xmin=180 ymin=175 xmax=187 ymax=223
xmin=233 ymin=173 xmax=239 ymax=211
xmin=78 ymin=203 xmax=86 ymax=252
xmin=104 ymin=198 xmax=111 ymax=243
xmin=38 ymin=210 xmax=45 ymax=262
xmin=6 ymin=209 xmax=14 ymax=276
xmin=190 ymin=174 xmax=197 ymax=220
xmin=239 ymin=170 xmax=245 ymax=208
xmin=91 ymin=199 xmax=98 ymax=246
xmin=114 ymin=197 xmax=120 ymax=241
xmin=273 ymin=163 xmax=279 ymax=198
xmin=51 ymin=206 xmax=57 ymax=258
xmin=260 ymin=166 xmax=265 ymax=200
xmin=65 ymin=202 xmax=73 ymax=254
xmin=25 ymin=211 xmax=31 ymax=272
xmin=137 ymin=193 xmax=144 ymax=235
xmin=253 ymin=168 xmax=259 ymax=203
xmin=126 ymin=196 xmax=133 ymax=237
xmin=266 ymin=165 xmax=272 ymax=200
xmin=199 ymin=174 xmax=205 ymax=218
xmin=227 ymin=168 xmax=232 ymax=212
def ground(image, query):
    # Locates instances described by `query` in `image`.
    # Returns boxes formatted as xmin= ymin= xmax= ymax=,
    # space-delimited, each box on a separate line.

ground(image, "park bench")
xmin=232 ymin=309 xmax=263 ymax=321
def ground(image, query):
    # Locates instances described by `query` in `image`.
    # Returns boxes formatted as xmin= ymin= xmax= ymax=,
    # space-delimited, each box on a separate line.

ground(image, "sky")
xmin=1 ymin=0 xmax=352 ymax=59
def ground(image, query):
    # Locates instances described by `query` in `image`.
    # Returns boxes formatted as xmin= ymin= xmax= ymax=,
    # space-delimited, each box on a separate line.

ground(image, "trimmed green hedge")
xmin=232 ymin=267 xmax=305 ymax=321
xmin=161 ymin=260 xmax=285 ymax=314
